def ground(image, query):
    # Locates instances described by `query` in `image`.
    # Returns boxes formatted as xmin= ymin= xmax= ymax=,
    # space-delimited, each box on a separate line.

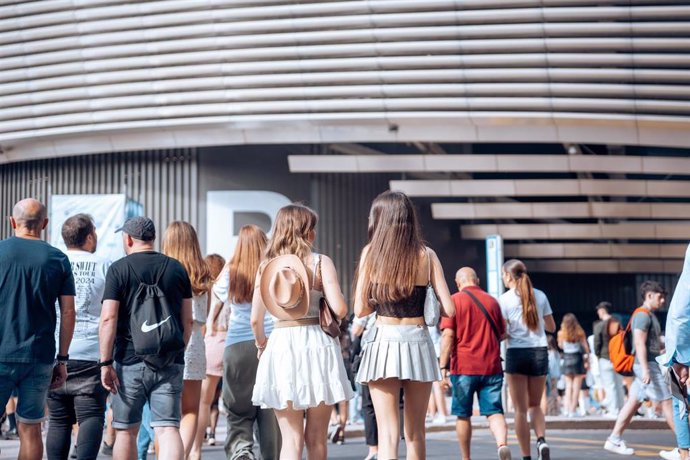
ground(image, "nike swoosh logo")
xmin=141 ymin=316 xmax=171 ymax=333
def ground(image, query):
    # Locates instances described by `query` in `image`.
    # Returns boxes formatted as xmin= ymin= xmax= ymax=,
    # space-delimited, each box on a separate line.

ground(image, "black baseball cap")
xmin=115 ymin=216 xmax=156 ymax=241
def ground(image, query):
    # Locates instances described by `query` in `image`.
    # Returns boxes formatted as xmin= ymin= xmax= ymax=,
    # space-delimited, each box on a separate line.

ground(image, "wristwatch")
xmin=98 ymin=359 xmax=114 ymax=368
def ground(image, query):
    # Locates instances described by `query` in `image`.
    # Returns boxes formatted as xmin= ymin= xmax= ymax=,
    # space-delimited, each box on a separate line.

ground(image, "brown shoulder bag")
xmin=316 ymin=255 xmax=341 ymax=338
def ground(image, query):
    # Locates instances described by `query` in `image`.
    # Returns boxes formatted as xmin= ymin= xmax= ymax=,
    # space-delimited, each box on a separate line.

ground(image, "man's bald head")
xmin=455 ymin=267 xmax=479 ymax=289
xmin=11 ymin=198 xmax=48 ymax=233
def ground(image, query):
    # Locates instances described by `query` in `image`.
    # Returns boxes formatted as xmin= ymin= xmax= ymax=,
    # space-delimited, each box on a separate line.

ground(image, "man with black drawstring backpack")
xmin=98 ymin=216 xmax=193 ymax=460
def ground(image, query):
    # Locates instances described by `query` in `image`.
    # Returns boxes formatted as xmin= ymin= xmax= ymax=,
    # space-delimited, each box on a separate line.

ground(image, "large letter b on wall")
xmin=206 ymin=191 xmax=292 ymax=258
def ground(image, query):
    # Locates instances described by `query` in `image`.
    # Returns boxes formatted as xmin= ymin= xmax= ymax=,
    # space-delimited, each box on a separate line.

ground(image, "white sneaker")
xmin=433 ymin=414 xmax=446 ymax=425
xmin=498 ymin=445 xmax=512 ymax=460
xmin=604 ymin=438 xmax=635 ymax=455
xmin=660 ymin=448 xmax=681 ymax=460
xmin=537 ymin=440 xmax=550 ymax=460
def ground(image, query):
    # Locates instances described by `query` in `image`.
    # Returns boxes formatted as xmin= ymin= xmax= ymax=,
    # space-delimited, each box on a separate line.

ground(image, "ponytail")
xmin=503 ymin=258 xmax=539 ymax=332
xmin=516 ymin=273 xmax=539 ymax=331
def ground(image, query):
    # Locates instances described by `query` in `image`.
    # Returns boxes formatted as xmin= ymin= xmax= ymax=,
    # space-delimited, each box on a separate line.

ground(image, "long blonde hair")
xmin=265 ymin=204 xmax=317 ymax=263
xmin=503 ymin=259 xmax=539 ymax=332
xmin=558 ymin=313 xmax=586 ymax=343
xmin=358 ymin=191 xmax=425 ymax=306
xmin=162 ymin=221 xmax=211 ymax=296
xmin=228 ymin=225 xmax=267 ymax=304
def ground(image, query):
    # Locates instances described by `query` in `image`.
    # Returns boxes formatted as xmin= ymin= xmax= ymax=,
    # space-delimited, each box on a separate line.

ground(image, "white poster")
xmin=50 ymin=194 xmax=137 ymax=262
xmin=486 ymin=234 xmax=504 ymax=299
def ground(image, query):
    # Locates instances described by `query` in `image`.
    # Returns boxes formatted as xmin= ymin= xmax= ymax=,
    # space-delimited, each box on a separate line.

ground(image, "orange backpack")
xmin=608 ymin=307 xmax=649 ymax=376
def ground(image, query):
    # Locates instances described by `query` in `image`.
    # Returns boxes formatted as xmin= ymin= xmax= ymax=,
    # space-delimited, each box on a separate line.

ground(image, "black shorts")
xmin=505 ymin=347 xmax=548 ymax=376
xmin=563 ymin=352 xmax=586 ymax=376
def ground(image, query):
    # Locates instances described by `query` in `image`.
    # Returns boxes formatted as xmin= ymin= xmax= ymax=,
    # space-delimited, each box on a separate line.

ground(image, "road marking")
xmin=544 ymin=435 xmax=674 ymax=451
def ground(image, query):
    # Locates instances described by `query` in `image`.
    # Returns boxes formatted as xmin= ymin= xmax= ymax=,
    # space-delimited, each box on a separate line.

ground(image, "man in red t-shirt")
xmin=440 ymin=267 xmax=511 ymax=460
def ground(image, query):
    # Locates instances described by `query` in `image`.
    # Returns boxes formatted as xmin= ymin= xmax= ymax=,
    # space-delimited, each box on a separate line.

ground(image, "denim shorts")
xmin=111 ymin=362 xmax=184 ymax=429
xmin=0 ymin=361 xmax=54 ymax=423
xmin=631 ymin=361 xmax=671 ymax=402
xmin=450 ymin=373 xmax=504 ymax=418
xmin=505 ymin=347 xmax=548 ymax=376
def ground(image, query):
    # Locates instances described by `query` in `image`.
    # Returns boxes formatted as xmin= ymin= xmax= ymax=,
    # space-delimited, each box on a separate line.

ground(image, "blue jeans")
xmin=111 ymin=361 xmax=184 ymax=429
xmin=450 ymin=373 xmax=504 ymax=417
xmin=674 ymin=397 xmax=690 ymax=449
xmin=0 ymin=361 xmax=54 ymax=423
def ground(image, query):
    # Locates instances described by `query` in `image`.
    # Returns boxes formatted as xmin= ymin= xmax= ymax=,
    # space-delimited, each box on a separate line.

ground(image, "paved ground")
xmin=0 ymin=422 xmax=676 ymax=459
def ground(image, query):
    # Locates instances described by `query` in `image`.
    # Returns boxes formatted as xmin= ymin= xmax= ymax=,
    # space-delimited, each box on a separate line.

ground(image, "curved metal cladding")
xmin=1 ymin=0 xmax=690 ymax=161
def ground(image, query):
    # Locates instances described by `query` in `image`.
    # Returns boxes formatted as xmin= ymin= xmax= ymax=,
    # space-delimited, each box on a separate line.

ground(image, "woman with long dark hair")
xmin=251 ymin=204 xmax=353 ymax=460
xmin=354 ymin=191 xmax=455 ymax=460
xmin=558 ymin=313 xmax=590 ymax=417
xmin=500 ymin=259 xmax=556 ymax=460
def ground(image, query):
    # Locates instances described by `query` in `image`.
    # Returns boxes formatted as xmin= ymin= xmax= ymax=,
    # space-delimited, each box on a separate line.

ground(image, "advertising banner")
xmin=486 ymin=234 xmax=504 ymax=299
xmin=50 ymin=194 xmax=142 ymax=262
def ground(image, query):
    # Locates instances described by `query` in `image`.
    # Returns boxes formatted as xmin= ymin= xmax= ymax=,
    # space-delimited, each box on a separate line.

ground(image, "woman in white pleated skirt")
xmin=251 ymin=203 xmax=353 ymax=460
xmin=354 ymin=191 xmax=455 ymax=460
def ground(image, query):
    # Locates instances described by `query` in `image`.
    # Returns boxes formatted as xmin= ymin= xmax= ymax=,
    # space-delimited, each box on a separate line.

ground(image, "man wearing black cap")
xmin=98 ymin=216 xmax=193 ymax=460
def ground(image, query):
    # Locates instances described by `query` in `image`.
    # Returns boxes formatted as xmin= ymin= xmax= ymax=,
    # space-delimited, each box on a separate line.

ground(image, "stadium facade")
xmin=2 ymin=1 xmax=690 ymax=328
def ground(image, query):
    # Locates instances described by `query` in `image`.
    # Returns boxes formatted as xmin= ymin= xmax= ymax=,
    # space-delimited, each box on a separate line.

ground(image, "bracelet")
xmin=56 ymin=354 xmax=69 ymax=362
xmin=55 ymin=361 xmax=67 ymax=366
xmin=98 ymin=359 xmax=114 ymax=368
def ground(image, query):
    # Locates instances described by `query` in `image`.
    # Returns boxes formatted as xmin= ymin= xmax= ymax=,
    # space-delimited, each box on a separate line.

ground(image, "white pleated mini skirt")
xmin=252 ymin=323 xmax=354 ymax=410
xmin=356 ymin=323 xmax=442 ymax=384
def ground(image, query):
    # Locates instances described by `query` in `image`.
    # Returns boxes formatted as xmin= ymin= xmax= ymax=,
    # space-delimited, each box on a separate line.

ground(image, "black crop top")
xmin=374 ymin=286 xmax=426 ymax=318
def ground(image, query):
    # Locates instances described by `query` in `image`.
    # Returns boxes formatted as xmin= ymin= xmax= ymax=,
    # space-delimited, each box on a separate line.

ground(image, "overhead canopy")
xmin=289 ymin=146 xmax=690 ymax=273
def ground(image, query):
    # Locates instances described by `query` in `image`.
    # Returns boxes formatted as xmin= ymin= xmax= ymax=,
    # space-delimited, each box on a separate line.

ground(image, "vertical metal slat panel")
xmin=0 ymin=150 xmax=199 ymax=242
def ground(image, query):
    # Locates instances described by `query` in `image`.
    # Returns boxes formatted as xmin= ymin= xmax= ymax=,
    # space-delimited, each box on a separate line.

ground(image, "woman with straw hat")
xmin=251 ymin=203 xmax=353 ymax=460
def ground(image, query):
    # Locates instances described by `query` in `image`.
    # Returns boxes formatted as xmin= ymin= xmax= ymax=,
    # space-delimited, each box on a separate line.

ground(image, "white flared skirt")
xmin=252 ymin=324 xmax=354 ymax=410
xmin=356 ymin=324 xmax=441 ymax=383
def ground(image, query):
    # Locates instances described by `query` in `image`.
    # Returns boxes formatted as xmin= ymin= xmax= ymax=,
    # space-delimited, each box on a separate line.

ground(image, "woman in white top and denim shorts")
xmin=499 ymin=259 xmax=556 ymax=460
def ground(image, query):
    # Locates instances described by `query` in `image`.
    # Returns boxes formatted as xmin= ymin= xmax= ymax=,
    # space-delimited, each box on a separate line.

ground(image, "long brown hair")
xmin=503 ymin=258 xmax=539 ymax=331
xmin=204 ymin=254 xmax=226 ymax=281
xmin=162 ymin=221 xmax=212 ymax=296
xmin=265 ymin=204 xmax=317 ymax=263
xmin=228 ymin=225 xmax=267 ymax=304
xmin=558 ymin=313 xmax=586 ymax=343
xmin=358 ymin=191 xmax=425 ymax=306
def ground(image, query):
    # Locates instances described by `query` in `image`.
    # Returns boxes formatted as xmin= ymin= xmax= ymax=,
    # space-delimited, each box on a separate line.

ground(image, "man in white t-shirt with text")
xmin=47 ymin=214 xmax=112 ymax=459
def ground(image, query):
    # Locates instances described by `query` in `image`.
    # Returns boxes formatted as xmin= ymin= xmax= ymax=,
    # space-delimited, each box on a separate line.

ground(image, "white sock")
xmin=609 ymin=434 xmax=621 ymax=443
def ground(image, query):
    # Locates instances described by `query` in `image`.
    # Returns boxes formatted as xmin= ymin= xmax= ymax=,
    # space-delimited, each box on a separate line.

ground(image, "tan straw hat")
xmin=259 ymin=254 xmax=310 ymax=320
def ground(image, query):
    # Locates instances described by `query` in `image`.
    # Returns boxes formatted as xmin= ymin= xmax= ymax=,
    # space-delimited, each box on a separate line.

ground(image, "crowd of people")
xmin=0 ymin=192 xmax=689 ymax=460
